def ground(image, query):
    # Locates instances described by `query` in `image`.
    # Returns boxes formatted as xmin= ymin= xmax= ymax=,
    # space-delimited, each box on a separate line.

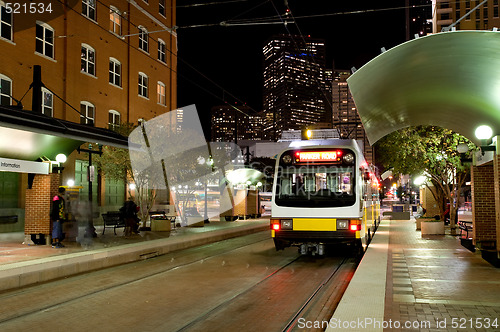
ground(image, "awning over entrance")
xmin=0 ymin=105 xmax=129 ymax=161
xmin=347 ymin=31 xmax=500 ymax=146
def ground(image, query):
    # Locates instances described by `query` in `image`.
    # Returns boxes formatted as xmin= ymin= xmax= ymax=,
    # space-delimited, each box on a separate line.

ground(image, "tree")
xmin=93 ymin=122 xmax=159 ymax=226
xmin=376 ymin=126 xmax=474 ymax=232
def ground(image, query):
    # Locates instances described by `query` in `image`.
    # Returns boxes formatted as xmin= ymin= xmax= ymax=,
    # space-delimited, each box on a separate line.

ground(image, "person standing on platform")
xmin=50 ymin=187 xmax=67 ymax=248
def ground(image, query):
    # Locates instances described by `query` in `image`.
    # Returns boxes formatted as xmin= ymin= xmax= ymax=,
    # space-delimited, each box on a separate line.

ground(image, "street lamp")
xmin=52 ymin=153 xmax=67 ymax=174
xmin=475 ymin=125 xmax=496 ymax=154
xmin=56 ymin=154 xmax=67 ymax=163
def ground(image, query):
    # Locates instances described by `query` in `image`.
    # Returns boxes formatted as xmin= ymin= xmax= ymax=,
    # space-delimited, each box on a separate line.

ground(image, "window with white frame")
xmin=109 ymin=6 xmax=121 ymax=35
xmin=82 ymin=0 xmax=96 ymax=20
xmin=1 ymin=2 xmax=12 ymax=41
xmin=109 ymin=57 xmax=121 ymax=87
xmin=81 ymin=44 xmax=96 ymax=76
xmin=80 ymin=101 xmax=95 ymax=125
xmin=41 ymin=87 xmax=53 ymax=116
xmin=159 ymin=0 xmax=166 ymax=16
xmin=157 ymin=81 xmax=166 ymax=106
xmin=138 ymin=72 xmax=148 ymax=98
xmin=108 ymin=110 xmax=120 ymax=129
xmin=158 ymin=39 xmax=166 ymax=63
xmin=138 ymin=26 xmax=148 ymax=52
xmin=0 ymin=73 xmax=12 ymax=106
xmin=36 ymin=22 xmax=54 ymax=58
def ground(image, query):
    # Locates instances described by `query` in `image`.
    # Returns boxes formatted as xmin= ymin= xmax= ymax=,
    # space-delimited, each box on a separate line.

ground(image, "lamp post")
xmin=77 ymin=144 xmax=102 ymax=238
xmin=204 ymin=157 xmax=213 ymax=224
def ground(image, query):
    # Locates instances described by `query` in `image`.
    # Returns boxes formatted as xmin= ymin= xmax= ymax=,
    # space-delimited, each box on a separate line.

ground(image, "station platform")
xmin=0 ymin=218 xmax=269 ymax=292
xmin=329 ymin=212 xmax=500 ymax=332
xmin=2 ymin=212 xmax=500 ymax=331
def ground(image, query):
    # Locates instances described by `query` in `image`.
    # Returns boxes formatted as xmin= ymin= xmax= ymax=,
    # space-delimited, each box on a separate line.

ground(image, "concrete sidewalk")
xmin=0 ymin=218 xmax=270 ymax=292
xmin=329 ymin=211 xmax=500 ymax=332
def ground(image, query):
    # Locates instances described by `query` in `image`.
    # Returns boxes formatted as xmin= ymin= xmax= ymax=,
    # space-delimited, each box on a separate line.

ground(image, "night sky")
xmin=176 ymin=0 xmax=408 ymax=138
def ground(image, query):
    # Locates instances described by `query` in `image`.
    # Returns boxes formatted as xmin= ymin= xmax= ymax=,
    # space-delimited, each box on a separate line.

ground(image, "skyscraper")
xmin=211 ymin=104 xmax=263 ymax=142
xmin=331 ymin=70 xmax=373 ymax=165
xmin=262 ymin=34 xmax=329 ymax=140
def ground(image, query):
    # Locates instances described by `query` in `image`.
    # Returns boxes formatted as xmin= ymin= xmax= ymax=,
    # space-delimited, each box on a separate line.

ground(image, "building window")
xmin=80 ymin=101 xmax=95 ymax=125
xmin=138 ymin=26 xmax=148 ymax=52
xmin=1 ymin=3 xmax=12 ymax=41
xmin=158 ymin=39 xmax=166 ymax=62
xmin=108 ymin=110 xmax=120 ymax=129
xmin=157 ymin=81 xmax=166 ymax=105
xmin=109 ymin=57 xmax=121 ymax=87
xmin=35 ymin=22 xmax=54 ymax=58
xmin=138 ymin=72 xmax=148 ymax=98
xmin=82 ymin=0 xmax=96 ymax=20
xmin=0 ymin=74 xmax=11 ymax=106
xmin=109 ymin=6 xmax=121 ymax=35
xmin=81 ymin=44 xmax=96 ymax=76
xmin=159 ymin=0 xmax=165 ymax=16
xmin=41 ymin=87 xmax=53 ymax=116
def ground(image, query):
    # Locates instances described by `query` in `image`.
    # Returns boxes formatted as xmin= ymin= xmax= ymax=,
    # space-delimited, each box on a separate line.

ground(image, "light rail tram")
xmin=270 ymin=139 xmax=380 ymax=256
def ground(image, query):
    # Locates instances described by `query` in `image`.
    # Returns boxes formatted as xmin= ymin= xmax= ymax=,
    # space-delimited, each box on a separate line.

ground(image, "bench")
xmin=0 ymin=215 xmax=18 ymax=224
xmin=458 ymin=220 xmax=473 ymax=239
xmin=102 ymin=212 xmax=125 ymax=235
xmin=458 ymin=220 xmax=475 ymax=252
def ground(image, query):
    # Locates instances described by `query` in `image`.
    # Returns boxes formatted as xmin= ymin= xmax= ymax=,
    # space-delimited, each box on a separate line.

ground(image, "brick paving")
xmin=384 ymin=217 xmax=500 ymax=331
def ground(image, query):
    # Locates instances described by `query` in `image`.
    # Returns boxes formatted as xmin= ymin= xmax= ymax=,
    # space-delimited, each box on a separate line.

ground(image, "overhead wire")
xmin=176 ymin=2 xmax=435 ymax=29
xmin=49 ymin=0 xmax=258 ymax=116
xmin=176 ymin=0 xmax=250 ymax=8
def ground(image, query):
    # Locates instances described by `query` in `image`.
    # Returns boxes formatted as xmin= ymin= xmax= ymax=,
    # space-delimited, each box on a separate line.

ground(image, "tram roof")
xmin=0 ymin=105 xmax=129 ymax=161
xmin=347 ymin=30 xmax=500 ymax=146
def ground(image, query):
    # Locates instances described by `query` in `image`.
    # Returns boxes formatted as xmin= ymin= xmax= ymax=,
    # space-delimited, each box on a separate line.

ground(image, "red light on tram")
xmin=272 ymin=223 xmax=280 ymax=231
xmin=350 ymin=224 xmax=358 ymax=231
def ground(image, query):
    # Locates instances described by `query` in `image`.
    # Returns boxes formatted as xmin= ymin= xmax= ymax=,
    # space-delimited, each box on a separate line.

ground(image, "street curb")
xmin=0 ymin=223 xmax=269 ymax=292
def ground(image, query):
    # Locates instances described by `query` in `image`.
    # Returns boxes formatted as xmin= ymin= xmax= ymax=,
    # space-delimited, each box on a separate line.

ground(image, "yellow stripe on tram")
xmin=292 ymin=218 xmax=337 ymax=231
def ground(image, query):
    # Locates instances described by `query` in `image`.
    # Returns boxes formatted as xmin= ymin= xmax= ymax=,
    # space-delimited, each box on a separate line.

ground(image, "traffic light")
xmin=301 ymin=128 xmax=312 ymax=140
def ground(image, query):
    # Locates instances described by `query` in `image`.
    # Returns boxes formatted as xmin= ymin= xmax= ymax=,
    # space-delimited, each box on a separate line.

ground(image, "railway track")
xmin=176 ymin=252 xmax=357 ymax=332
xmin=0 ymin=233 xmax=358 ymax=332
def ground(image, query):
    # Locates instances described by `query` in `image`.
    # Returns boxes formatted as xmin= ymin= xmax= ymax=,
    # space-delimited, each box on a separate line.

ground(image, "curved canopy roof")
xmin=346 ymin=31 xmax=500 ymax=146
xmin=0 ymin=105 xmax=129 ymax=161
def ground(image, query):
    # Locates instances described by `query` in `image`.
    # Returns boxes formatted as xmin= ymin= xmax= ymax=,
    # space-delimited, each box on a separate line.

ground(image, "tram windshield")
xmin=274 ymin=166 xmax=356 ymax=207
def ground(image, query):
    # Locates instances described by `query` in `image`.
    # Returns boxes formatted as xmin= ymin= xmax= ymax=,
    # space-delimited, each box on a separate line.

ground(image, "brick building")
xmin=0 ymin=0 xmax=177 ymax=239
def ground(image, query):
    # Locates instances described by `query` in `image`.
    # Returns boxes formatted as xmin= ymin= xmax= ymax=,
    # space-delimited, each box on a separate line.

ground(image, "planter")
xmin=421 ymin=220 xmax=445 ymax=235
xmin=416 ymin=217 xmax=435 ymax=230
xmin=151 ymin=219 xmax=171 ymax=232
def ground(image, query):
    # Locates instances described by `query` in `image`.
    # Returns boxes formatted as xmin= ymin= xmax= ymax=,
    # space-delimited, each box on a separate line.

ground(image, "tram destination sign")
xmin=0 ymin=157 xmax=49 ymax=174
xmin=296 ymin=150 xmax=342 ymax=163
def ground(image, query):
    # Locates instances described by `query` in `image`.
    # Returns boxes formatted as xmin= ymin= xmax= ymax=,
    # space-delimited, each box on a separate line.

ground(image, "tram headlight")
xmin=337 ymin=219 xmax=349 ymax=230
xmin=343 ymin=153 xmax=354 ymax=164
xmin=282 ymin=154 xmax=292 ymax=164
xmin=281 ymin=219 xmax=293 ymax=230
